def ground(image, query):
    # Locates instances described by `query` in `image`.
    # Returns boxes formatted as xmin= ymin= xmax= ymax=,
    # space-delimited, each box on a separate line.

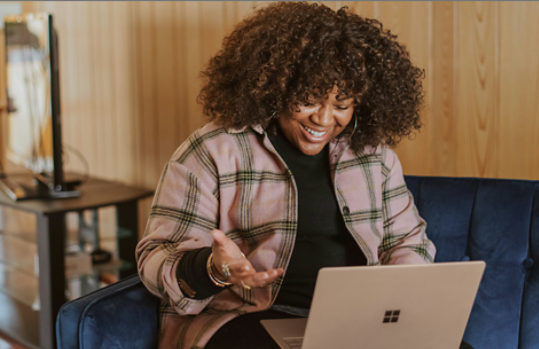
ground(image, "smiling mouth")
xmin=301 ymin=124 xmax=327 ymax=137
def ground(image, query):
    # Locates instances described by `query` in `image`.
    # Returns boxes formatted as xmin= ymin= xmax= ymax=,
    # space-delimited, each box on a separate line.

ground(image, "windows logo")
xmin=383 ymin=310 xmax=401 ymax=323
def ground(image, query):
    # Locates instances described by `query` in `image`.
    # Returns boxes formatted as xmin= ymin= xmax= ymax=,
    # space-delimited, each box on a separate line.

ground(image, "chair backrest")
xmin=404 ymin=176 xmax=539 ymax=349
xmin=56 ymin=274 xmax=160 ymax=349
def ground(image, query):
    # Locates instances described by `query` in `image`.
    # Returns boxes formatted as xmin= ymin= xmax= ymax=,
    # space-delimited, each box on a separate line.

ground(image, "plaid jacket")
xmin=136 ymin=122 xmax=436 ymax=348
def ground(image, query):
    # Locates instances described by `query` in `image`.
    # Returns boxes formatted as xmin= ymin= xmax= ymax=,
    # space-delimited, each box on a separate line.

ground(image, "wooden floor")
xmin=0 ymin=331 xmax=28 ymax=349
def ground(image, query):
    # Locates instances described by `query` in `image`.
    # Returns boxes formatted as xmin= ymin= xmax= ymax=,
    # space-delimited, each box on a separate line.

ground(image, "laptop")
xmin=261 ymin=261 xmax=485 ymax=349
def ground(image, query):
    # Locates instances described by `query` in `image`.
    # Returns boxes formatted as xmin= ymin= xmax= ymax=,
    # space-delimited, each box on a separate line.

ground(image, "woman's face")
xmin=277 ymin=86 xmax=355 ymax=156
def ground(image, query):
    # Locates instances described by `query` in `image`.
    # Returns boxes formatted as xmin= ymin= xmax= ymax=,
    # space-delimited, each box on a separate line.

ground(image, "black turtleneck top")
xmin=270 ymin=127 xmax=367 ymax=309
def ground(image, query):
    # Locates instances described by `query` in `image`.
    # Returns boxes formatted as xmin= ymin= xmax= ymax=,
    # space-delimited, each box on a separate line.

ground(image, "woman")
xmin=137 ymin=2 xmax=445 ymax=348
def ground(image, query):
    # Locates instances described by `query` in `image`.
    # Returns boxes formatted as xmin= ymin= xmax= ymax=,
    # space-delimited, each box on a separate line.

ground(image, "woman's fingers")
xmin=216 ymin=256 xmax=252 ymax=280
xmin=241 ymin=268 xmax=284 ymax=288
xmin=209 ymin=229 xmax=284 ymax=288
xmin=219 ymin=258 xmax=283 ymax=288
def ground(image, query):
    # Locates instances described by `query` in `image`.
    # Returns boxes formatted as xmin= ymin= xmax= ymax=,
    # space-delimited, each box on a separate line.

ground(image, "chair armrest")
xmin=56 ymin=274 xmax=160 ymax=349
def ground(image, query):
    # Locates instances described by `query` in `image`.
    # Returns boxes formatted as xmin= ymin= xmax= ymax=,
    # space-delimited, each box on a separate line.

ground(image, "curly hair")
xmin=197 ymin=2 xmax=425 ymax=152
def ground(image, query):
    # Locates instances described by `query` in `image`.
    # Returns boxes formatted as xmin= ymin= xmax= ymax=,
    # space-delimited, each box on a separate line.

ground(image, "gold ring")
xmin=222 ymin=264 xmax=231 ymax=277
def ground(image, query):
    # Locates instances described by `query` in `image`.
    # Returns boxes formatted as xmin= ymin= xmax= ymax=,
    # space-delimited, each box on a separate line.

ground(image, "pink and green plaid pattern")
xmin=136 ymin=122 xmax=436 ymax=348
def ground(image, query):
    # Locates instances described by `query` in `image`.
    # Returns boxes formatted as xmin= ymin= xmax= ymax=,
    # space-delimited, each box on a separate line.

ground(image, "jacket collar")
xmin=225 ymin=125 xmax=265 ymax=135
xmin=225 ymin=124 xmax=353 ymax=166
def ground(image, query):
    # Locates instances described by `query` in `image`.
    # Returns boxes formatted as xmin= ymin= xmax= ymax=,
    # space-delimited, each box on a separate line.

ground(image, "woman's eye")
xmin=335 ymin=105 xmax=351 ymax=110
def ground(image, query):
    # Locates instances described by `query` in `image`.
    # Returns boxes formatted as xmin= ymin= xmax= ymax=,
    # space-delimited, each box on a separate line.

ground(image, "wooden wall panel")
xmin=200 ymin=2 xmax=226 ymax=60
xmin=79 ymin=2 xmax=100 ymax=178
xmin=180 ymin=2 xmax=204 ymax=147
xmin=429 ymin=2 xmax=456 ymax=177
xmin=128 ymin=2 xmax=143 ymax=187
xmin=343 ymin=1 xmax=375 ymax=19
xmin=497 ymin=2 xmax=539 ymax=180
xmin=154 ymin=2 xmax=179 ymax=179
xmin=320 ymin=2 xmax=339 ymax=11
xmin=91 ymin=3 xmax=105 ymax=177
xmin=172 ymin=2 xmax=189 ymax=170
xmin=0 ymin=33 xmax=5 ymax=173
xmin=134 ymin=2 xmax=158 ymax=188
xmin=96 ymin=2 xmax=117 ymax=180
xmin=377 ymin=2 xmax=432 ymax=175
xmin=2 ymin=1 xmax=539 ymax=239
xmin=111 ymin=2 xmax=137 ymax=185
xmin=225 ymin=1 xmax=257 ymax=27
xmin=1 ymin=1 xmax=537 ymax=184
xmin=455 ymin=2 xmax=499 ymax=178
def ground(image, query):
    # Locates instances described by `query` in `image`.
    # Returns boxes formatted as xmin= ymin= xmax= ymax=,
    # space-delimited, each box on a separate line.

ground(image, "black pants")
xmin=205 ymin=309 xmax=475 ymax=349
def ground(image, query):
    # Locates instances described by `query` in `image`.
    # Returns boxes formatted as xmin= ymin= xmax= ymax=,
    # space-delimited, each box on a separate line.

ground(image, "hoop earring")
xmin=347 ymin=114 xmax=359 ymax=142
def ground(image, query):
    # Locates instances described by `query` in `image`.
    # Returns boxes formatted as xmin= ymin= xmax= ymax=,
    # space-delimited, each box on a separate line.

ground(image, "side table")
xmin=0 ymin=174 xmax=153 ymax=349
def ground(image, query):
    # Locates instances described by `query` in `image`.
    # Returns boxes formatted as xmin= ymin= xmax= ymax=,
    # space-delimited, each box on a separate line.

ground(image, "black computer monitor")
xmin=2 ymin=13 xmax=79 ymax=200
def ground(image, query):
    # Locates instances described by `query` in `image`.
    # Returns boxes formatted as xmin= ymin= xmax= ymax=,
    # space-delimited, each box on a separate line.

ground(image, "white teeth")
xmin=303 ymin=125 xmax=326 ymax=137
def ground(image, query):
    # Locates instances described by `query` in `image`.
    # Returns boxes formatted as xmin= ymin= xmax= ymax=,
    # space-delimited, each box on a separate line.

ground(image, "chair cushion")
xmin=464 ymin=179 xmax=532 ymax=349
xmin=413 ymin=177 xmax=478 ymax=262
xmin=56 ymin=274 xmax=160 ymax=349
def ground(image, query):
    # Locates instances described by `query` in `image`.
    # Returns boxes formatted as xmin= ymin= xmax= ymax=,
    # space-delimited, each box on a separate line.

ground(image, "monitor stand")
xmin=0 ymin=175 xmax=80 ymax=201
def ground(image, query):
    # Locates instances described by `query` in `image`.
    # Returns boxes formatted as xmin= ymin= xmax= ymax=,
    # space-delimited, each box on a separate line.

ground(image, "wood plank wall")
xmin=2 ymin=1 xmax=539 ymax=236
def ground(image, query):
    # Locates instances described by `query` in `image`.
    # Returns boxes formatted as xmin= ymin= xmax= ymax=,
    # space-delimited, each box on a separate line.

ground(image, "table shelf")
xmin=0 ymin=175 xmax=153 ymax=349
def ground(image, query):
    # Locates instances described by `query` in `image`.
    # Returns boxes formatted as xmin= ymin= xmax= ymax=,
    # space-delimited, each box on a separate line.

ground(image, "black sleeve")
xmin=176 ymin=247 xmax=229 ymax=300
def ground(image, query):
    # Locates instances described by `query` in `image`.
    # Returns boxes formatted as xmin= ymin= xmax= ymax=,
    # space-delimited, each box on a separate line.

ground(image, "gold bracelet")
xmin=207 ymin=253 xmax=233 ymax=287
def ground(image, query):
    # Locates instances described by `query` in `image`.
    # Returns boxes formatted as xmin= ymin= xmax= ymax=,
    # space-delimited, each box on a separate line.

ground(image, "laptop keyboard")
xmin=284 ymin=337 xmax=304 ymax=349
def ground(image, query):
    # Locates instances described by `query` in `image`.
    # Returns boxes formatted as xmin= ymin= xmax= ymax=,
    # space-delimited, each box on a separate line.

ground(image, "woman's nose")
xmin=312 ymin=104 xmax=333 ymax=126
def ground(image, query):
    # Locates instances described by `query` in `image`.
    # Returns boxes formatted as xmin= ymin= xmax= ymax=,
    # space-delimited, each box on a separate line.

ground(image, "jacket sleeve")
xmin=378 ymin=148 xmax=436 ymax=265
xmin=136 ymin=141 xmax=220 ymax=315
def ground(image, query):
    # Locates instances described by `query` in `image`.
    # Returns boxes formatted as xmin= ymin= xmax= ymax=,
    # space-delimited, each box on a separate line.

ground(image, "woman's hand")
xmin=211 ymin=229 xmax=284 ymax=289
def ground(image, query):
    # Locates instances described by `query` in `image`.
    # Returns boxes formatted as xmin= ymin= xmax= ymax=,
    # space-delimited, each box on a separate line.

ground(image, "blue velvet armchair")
xmin=56 ymin=175 xmax=539 ymax=349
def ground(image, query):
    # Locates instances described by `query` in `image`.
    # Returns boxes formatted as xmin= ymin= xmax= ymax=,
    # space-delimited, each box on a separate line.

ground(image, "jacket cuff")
xmin=176 ymin=247 xmax=228 ymax=300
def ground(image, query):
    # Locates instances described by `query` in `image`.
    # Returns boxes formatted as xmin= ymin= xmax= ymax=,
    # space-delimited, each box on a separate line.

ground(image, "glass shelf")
xmin=65 ymin=258 xmax=133 ymax=281
xmin=0 ymin=256 xmax=133 ymax=309
xmin=65 ymin=224 xmax=132 ymax=249
xmin=65 ymin=259 xmax=133 ymax=301
xmin=0 ymin=206 xmax=134 ymax=247
xmin=0 ymin=229 xmax=36 ymax=244
xmin=0 ymin=262 xmax=39 ymax=309
xmin=0 ymin=232 xmax=38 ymax=276
xmin=0 ymin=230 xmax=131 ymax=279
xmin=0 ymin=223 xmax=132 ymax=247
xmin=64 ymin=206 xmax=133 ymax=254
